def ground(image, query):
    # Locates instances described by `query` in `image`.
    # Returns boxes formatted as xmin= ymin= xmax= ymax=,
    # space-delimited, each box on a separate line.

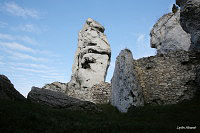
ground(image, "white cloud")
xmin=13 ymin=24 xmax=42 ymax=34
xmin=0 ymin=33 xmax=39 ymax=45
xmin=136 ymin=34 xmax=151 ymax=48
xmin=2 ymin=2 xmax=40 ymax=19
xmin=0 ymin=21 xmax=8 ymax=28
xmin=36 ymin=49 xmax=59 ymax=57
xmin=10 ymin=62 xmax=49 ymax=69
xmin=0 ymin=56 xmax=4 ymax=65
xmin=134 ymin=33 xmax=156 ymax=59
xmin=0 ymin=40 xmax=57 ymax=58
xmin=0 ymin=41 xmax=35 ymax=53
xmin=0 ymin=56 xmax=2 ymax=60
xmin=137 ymin=34 xmax=146 ymax=45
xmin=11 ymin=67 xmax=47 ymax=73
xmin=0 ymin=33 xmax=14 ymax=40
xmin=5 ymin=50 xmax=46 ymax=61
xmin=9 ymin=66 xmax=66 ymax=81
xmin=20 ymin=35 xmax=39 ymax=45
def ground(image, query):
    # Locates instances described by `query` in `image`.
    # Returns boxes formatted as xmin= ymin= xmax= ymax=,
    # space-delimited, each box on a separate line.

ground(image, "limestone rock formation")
xmin=136 ymin=50 xmax=199 ymax=105
xmin=42 ymin=82 xmax=67 ymax=93
xmin=111 ymin=49 xmax=144 ymax=113
xmin=150 ymin=10 xmax=191 ymax=54
xmin=176 ymin=0 xmax=200 ymax=51
xmin=27 ymin=87 xmax=101 ymax=112
xmin=67 ymin=18 xmax=111 ymax=101
xmin=0 ymin=75 xmax=25 ymax=101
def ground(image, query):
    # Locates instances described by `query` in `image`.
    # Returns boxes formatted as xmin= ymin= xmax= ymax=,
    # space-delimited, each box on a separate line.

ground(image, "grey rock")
xmin=27 ymin=87 xmax=101 ymax=112
xmin=42 ymin=82 xmax=67 ymax=93
xmin=150 ymin=11 xmax=191 ymax=54
xmin=0 ymin=75 xmax=25 ymax=101
xmin=90 ymin=82 xmax=111 ymax=104
xmin=136 ymin=51 xmax=198 ymax=105
xmin=67 ymin=82 xmax=111 ymax=104
xmin=111 ymin=49 xmax=144 ymax=113
xmin=176 ymin=0 xmax=200 ymax=52
xmin=67 ymin=18 xmax=111 ymax=102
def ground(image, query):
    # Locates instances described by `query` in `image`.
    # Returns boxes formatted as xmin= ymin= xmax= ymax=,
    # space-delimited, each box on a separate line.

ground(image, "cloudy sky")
xmin=0 ymin=0 xmax=175 ymax=96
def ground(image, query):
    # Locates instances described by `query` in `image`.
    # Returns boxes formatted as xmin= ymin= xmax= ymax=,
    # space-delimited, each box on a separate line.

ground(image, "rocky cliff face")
xmin=0 ymin=75 xmax=25 ymax=101
xmin=67 ymin=18 xmax=111 ymax=102
xmin=176 ymin=0 xmax=200 ymax=52
xmin=111 ymin=49 xmax=144 ymax=113
xmin=150 ymin=11 xmax=191 ymax=54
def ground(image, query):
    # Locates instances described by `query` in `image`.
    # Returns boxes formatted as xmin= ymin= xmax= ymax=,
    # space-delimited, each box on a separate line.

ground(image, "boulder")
xmin=0 ymin=75 xmax=25 ymax=101
xmin=150 ymin=10 xmax=191 ymax=54
xmin=176 ymin=0 xmax=200 ymax=51
xmin=67 ymin=18 xmax=111 ymax=102
xmin=111 ymin=49 xmax=144 ymax=113
xmin=27 ymin=87 xmax=101 ymax=112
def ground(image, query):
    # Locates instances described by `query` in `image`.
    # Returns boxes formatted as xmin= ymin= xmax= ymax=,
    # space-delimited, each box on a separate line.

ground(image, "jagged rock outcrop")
xmin=176 ymin=0 xmax=200 ymax=51
xmin=136 ymin=51 xmax=199 ymax=105
xmin=111 ymin=49 xmax=144 ymax=113
xmin=42 ymin=82 xmax=67 ymax=93
xmin=67 ymin=18 xmax=111 ymax=102
xmin=27 ymin=87 xmax=101 ymax=112
xmin=0 ymin=75 xmax=25 ymax=101
xmin=150 ymin=10 xmax=191 ymax=54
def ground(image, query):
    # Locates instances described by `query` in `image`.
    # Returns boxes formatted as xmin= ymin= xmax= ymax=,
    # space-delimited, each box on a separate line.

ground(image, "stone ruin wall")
xmin=135 ymin=51 xmax=200 ymax=105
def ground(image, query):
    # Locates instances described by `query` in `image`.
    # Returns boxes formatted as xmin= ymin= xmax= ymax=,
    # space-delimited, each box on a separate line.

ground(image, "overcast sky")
xmin=0 ymin=0 xmax=175 ymax=96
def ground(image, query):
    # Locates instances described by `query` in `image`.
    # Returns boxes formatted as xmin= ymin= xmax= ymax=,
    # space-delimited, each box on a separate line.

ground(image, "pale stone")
xmin=111 ymin=49 xmax=144 ymax=113
xmin=67 ymin=18 xmax=111 ymax=102
xmin=150 ymin=11 xmax=191 ymax=54
xmin=42 ymin=82 xmax=67 ymax=93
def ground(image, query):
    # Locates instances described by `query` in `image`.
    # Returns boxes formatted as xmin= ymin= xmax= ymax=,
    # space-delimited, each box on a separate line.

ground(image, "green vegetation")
xmin=0 ymin=98 xmax=200 ymax=133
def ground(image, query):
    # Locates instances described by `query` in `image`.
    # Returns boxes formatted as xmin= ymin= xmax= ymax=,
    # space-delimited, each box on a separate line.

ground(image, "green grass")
xmin=0 ymin=98 xmax=200 ymax=133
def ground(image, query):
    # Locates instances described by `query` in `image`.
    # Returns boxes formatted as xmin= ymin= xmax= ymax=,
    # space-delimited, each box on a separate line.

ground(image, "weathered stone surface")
xmin=150 ymin=11 xmax=191 ymax=54
xmin=176 ymin=0 xmax=200 ymax=51
xmin=0 ymin=75 xmax=25 ymax=101
xmin=66 ymin=82 xmax=111 ymax=104
xmin=42 ymin=82 xmax=67 ymax=93
xmin=67 ymin=18 xmax=111 ymax=102
xmin=111 ymin=49 xmax=144 ymax=113
xmin=136 ymin=51 xmax=199 ymax=105
xmin=27 ymin=87 xmax=101 ymax=112
xmin=90 ymin=82 xmax=111 ymax=104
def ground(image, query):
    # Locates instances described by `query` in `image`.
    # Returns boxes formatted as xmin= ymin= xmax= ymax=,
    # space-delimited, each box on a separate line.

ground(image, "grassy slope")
xmin=0 ymin=98 xmax=200 ymax=133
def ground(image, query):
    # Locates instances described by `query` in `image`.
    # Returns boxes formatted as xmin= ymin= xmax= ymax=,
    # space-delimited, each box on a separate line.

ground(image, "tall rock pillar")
xmin=67 ymin=18 xmax=111 ymax=101
xmin=111 ymin=49 xmax=144 ymax=113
